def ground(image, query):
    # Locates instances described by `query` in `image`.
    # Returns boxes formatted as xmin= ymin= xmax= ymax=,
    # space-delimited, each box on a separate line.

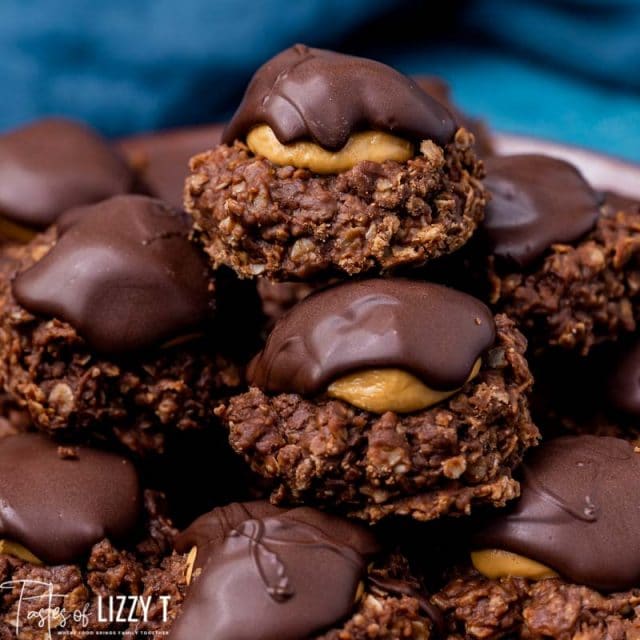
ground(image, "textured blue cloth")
xmin=1 ymin=0 xmax=639 ymax=160
xmin=0 ymin=0 xmax=398 ymax=135
xmin=437 ymin=0 xmax=640 ymax=160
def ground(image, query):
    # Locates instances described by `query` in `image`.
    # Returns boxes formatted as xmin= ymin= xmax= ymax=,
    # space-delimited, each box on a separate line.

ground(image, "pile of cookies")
xmin=1 ymin=43 xmax=640 ymax=639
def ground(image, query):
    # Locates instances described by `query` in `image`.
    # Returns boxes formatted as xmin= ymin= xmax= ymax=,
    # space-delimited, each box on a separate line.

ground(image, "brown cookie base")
xmin=185 ymin=128 xmax=486 ymax=280
xmin=488 ymin=194 xmax=640 ymax=355
xmin=0 ymin=491 xmax=180 ymax=639
xmin=0 ymin=230 xmax=245 ymax=456
xmin=433 ymin=566 xmax=640 ymax=639
xmin=317 ymin=594 xmax=430 ymax=640
xmin=222 ymin=315 xmax=538 ymax=522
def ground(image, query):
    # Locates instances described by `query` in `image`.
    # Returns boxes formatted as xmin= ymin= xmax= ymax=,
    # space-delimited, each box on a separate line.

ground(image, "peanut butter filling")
xmin=246 ymin=124 xmax=413 ymax=174
xmin=327 ymin=359 xmax=481 ymax=414
xmin=471 ymin=548 xmax=558 ymax=581
xmin=0 ymin=539 xmax=43 ymax=565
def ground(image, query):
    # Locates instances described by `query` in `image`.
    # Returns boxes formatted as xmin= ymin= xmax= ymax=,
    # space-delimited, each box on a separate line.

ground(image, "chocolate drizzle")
xmin=473 ymin=436 xmax=640 ymax=591
xmin=223 ymin=44 xmax=456 ymax=150
xmin=0 ymin=118 xmax=132 ymax=229
xmin=170 ymin=503 xmax=379 ymax=640
xmin=229 ymin=519 xmax=293 ymax=602
xmin=0 ymin=434 xmax=141 ymax=564
xmin=483 ymin=154 xmax=600 ymax=268
xmin=174 ymin=500 xmax=285 ymax=567
xmin=248 ymin=279 xmax=495 ymax=395
xmin=12 ymin=195 xmax=214 ymax=354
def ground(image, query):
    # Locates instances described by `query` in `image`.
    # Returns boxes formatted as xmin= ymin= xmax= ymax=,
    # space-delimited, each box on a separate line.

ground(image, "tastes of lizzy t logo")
xmin=0 ymin=580 xmax=170 ymax=638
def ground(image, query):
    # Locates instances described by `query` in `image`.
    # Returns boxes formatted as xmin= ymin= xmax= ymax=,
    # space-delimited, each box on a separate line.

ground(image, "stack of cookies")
xmin=0 ymin=43 xmax=639 ymax=639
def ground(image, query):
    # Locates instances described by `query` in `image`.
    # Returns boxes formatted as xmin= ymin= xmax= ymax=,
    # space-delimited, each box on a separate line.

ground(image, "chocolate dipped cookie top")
xmin=473 ymin=435 xmax=640 ymax=591
xmin=483 ymin=154 xmax=600 ymax=268
xmin=248 ymin=279 xmax=495 ymax=395
xmin=0 ymin=434 xmax=141 ymax=564
xmin=0 ymin=118 xmax=133 ymax=229
xmin=222 ymin=44 xmax=456 ymax=150
xmin=171 ymin=501 xmax=379 ymax=640
xmin=13 ymin=194 xmax=214 ymax=354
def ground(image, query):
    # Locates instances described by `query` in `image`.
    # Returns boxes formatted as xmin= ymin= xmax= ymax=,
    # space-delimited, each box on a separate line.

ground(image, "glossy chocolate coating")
xmin=248 ymin=279 xmax=495 ymax=395
xmin=484 ymin=154 xmax=600 ymax=268
xmin=607 ymin=339 xmax=640 ymax=416
xmin=0 ymin=434 xmax=141 ymax=564
xmin=0 ymin=118 xmax=132 ymax=229
xmin=171 ymin=503 xmax=378 ymax=640
xmin=223 ymin=44 xmax=455 ymax=150
xmin=13 ymin=195 xmax=213 ymax=354
xmin=473 ymin=436 xmax=640 ymax=591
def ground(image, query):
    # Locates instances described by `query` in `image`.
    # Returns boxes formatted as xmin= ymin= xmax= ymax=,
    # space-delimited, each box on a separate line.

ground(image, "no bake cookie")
xmin=435 ymin=435 xmax=640 ymax=638
xmin=222 ymin=279 xmax=538 ymax=522
xmin=185 ymin=45 xmax=487 ymax=280
xmin=152 ymin=501 xmax=438 ymax=640
xmin=483 ymin=155 xmax=640 ymax=355
xmin=0 ymin=195 xmax=253 ymax=455
xmin=0 ymin=433 xmax=178 ymax=639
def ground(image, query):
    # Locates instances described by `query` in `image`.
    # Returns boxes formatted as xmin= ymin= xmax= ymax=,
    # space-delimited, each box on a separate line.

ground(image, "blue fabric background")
xmin=1 ymin=0 xmax=639 ymax=160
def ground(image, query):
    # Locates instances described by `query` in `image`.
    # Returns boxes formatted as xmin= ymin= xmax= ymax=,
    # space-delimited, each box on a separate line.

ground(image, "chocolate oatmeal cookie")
xmin=0 ymin=433 xmax=179 ymax=639
xmin=0 ymin=195 xmax=257 ymax=455
xmin=185 ymin=45 xmax=486 ymax=281
xmin=435 ymin=436 xmax=640 ymax=639
xmin=483 ymin=155 xmax=640 ymax=355
xmin=222 ymin=279 xmax=538 ymax=522
xmin=139 ymin=501 xmax=438 ymax=640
